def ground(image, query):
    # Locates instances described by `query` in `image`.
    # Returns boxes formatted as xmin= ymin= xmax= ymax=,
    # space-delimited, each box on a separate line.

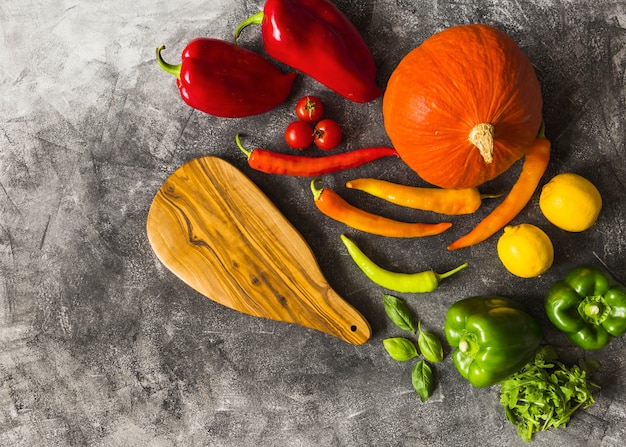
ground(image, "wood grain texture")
xmin=146 ymin=156 xmax=371 ymax=345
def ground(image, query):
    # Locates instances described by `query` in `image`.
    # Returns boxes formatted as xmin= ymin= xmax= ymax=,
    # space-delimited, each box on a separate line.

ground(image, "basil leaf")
xmin=412 ymin=360 xmax=435 ymax=402
xmin=383 ymin=337 xmax=419 ymax=361
xmin=382 ymin=294 xmax=416 ymax=332
xmin=417 ymin=322 xmax=444 ymax=363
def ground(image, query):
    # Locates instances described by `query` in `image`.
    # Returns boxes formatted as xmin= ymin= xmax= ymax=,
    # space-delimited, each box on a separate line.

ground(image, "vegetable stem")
xmin=234 ymin=11 xmax=265 ymax=44
xmin=468 ymin=122 xmax=495 ymax=163
xmin=310 ymin=179 xmax=323 ymax=201
xmin=436 ymin=263 xmax=469 ymax=281
xmin=156 ymin=46 xmax=182 ymax=79
xmin=235 ymin=133 xmax=252 ymax=158
xmin=479 ymin=192 xmax=504 ymax=200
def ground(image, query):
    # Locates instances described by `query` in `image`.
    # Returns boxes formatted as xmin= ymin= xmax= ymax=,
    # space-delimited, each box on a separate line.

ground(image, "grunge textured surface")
xmin=1 ymin=1 xmax=625 ymax=446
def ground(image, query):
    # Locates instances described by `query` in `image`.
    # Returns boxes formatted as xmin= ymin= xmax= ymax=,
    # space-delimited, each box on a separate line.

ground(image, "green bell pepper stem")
xmin=545 ymin=265 xmax=626 ymax=350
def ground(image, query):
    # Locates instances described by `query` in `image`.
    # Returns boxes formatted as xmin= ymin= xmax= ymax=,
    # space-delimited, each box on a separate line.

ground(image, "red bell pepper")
xmin=235 ymin=0 xmax=381 ymax=103
xmin=156 ymin=38 xmax=296 ymax=118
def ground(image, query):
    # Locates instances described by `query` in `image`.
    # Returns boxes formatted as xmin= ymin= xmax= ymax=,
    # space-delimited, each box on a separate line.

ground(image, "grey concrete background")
xmin=1 ymin=0 xmax=625 ymax=446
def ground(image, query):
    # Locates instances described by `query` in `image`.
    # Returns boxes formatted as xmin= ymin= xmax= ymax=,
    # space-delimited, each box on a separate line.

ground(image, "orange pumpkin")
xmin=383 ymin=24 xmax=543 ymax=189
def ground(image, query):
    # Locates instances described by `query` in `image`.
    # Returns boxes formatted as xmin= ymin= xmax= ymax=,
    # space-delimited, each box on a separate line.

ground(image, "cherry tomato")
xmin=284 ymin=120 xmax=313 ymax=149
xmin=295 ymin=96 xmax=325 ymax=122
xmin=313 ymin=119 xmax=342 ymax=151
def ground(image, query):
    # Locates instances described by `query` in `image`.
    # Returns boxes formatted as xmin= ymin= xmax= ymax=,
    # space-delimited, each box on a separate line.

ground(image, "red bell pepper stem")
xmin=156 ymin=46 xmax=181 ymax=78
xmin=234 ymin=12 xmax=264 ymax=44
xmin=235 ymin=134 xmax=398 ymax=177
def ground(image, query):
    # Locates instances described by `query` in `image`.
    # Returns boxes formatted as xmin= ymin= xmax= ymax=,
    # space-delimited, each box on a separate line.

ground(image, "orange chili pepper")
xmin=310 ymin=180 xmax=452 ymax=238
xmin=345 ymin=178 xmax=502 ymax=215
xmin=447 ymin=127 xmax=551 ymax=250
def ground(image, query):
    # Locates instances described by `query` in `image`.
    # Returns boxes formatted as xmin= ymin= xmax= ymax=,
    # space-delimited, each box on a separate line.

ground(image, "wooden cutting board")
xmin=146 ymin=156 xmax=371 ymax=345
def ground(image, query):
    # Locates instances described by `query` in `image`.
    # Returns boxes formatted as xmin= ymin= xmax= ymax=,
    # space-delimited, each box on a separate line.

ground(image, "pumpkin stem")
xmin=468 ymin=123 xmax=495 ymax=164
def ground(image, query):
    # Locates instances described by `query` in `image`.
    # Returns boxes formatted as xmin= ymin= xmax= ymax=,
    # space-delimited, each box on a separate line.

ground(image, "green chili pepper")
xmin=545 ymin=265 xmax=626 ymax=350
xmin=340 ymin=234 xmax=468 ymax=293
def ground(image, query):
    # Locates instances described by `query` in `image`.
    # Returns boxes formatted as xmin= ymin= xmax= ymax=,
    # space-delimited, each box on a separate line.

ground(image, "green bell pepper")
xmin=545 ymin=265 xmax=626 ymax=350
xmin=444 ymin=296 xmax=542 ymax=388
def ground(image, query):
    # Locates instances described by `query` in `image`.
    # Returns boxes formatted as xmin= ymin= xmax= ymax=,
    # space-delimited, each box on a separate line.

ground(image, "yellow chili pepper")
xmin=345 ymin=178 xmax=501 ymax=215
xmin=311 ymin=180 xmax=452 ymax=238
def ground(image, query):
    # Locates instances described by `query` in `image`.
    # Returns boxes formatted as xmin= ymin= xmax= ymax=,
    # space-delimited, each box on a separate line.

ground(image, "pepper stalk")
xmin=156 ymin=46 xmax=182 ymax=79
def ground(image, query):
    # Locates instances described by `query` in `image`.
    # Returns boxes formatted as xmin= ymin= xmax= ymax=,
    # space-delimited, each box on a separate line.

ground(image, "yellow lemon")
xmin=539 ymin=173 xmax=602 ymax=232
xmin=497 ymin=224 xmax=554 ymax=278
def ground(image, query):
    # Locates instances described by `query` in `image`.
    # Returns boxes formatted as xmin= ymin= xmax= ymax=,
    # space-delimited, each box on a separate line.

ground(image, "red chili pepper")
xmin=311 ymin=180 xmax=452 ymax=238
xmin=156 ymin=38 xmax=295 ymax=118
xmin=234 ymin=0 xmax=381 ymax=103
xmin=236 ymin=134 xmax=398 ymax=177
